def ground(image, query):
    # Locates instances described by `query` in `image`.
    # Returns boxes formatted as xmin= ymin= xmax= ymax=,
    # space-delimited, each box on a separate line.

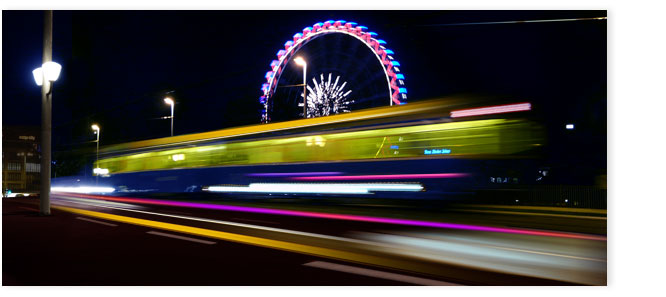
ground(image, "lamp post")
xmin=32 ymin=10 xmax=61 ymax=216
xmin=91 ymin=124 xmax=100 ymax=185
xmin=164 ymin=97 xmax=174 ymax=136
xmin=293 ymin=57 xmax=307 ymax=118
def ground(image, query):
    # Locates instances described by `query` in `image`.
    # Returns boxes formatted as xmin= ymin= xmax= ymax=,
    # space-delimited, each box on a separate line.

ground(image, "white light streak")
xmin=204 ymin=183 xmax=423 ymax=194
xmin=450 ymin=103 xmax=532 ymax=118
xmin=51 ymin=186 xmax=116 ymax=194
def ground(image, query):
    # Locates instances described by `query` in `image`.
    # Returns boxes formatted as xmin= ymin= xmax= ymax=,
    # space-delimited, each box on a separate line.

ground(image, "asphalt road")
xmin=3 ymin=195 xmax=606 ymax=285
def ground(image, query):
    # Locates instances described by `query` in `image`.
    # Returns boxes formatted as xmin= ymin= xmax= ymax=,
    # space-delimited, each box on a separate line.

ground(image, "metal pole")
xmin=170 ymin=104 xmax=174 ymax=136
xmin=302 ymin=64 xmax=307 ymax=118
xmin=39 ymin=10 xmax=52 ymax=215
xmin=96 ymin=130 xmax=99 ymax=185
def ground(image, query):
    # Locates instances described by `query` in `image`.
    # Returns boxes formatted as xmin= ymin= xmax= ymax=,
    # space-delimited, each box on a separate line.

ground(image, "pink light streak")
xmin=53 ymin=192 xmax=606 ymax=241
xmin=291 ymin=173 xmax=470 ymax=181
xmin=450 ymin=102 xmax=532 ymax=118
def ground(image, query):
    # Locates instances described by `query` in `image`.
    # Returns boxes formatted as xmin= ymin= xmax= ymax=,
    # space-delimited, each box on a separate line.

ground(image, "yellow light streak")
xmin=99 ymin=97 xmax=467 ymax=153
xmin=53 ymin=205 xmax=441 ymax=277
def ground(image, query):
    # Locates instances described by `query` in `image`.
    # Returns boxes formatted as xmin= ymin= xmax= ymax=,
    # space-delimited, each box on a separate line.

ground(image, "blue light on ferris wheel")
xmin=391 ymin=61 xmax=401 ymax=66
xmin=368 ymin=32 xmax=378 ymax=37
xmin=377 ymin=39 xmax=387 ymax=45
xmin=399 ymin=88 xmax=408 ymax=94
xmin=384 ymin=49 xmax=395 ymax=54
xmin=396 ymin=74 xmax=405 ymax=79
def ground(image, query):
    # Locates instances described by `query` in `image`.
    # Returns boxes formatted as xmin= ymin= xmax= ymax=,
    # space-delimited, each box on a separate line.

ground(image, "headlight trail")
xmin=291 ymin=173 xmax=470 ymax=181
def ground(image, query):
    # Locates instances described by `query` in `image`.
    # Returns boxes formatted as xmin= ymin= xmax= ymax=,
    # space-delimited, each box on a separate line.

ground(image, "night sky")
xmin=2 ymin=10 xmax=607 ymax=177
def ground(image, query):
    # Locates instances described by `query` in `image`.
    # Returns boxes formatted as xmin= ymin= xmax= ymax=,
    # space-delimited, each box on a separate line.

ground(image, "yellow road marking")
xmin=52 ymin=205 xmax=426 ymax=276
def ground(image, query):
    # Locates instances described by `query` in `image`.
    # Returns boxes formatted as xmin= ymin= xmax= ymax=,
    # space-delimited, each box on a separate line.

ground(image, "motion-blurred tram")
xmin=52 ymin=97 xmax=545 ymax=201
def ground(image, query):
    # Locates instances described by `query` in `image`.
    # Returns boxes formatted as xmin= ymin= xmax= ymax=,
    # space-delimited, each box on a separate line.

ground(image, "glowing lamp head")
xmin=33 ymin=61 xmax=62 ymax=86
xmin=43 ymin=61 xmax=62 ymax=81
xmin=164 ymin=97 xmax=174 ymax=105
xmin=293 ymin=56 xmax=307 ymax=67
xmin=91 ymin=124 xmax=100 ymax=132
xmin=32 ymin=68 xmax=44 ymax=86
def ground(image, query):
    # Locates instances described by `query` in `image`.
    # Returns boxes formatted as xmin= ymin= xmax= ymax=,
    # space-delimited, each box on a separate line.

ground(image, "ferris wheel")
xmin=259 ymin=20 xmax=408 ymax=123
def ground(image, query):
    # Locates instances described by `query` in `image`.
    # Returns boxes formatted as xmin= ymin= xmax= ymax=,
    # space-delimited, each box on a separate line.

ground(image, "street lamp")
xmin=164 ymin=97 xmax=174 ymax=136
xmin=32 ymin=10 xmax=59 ymax=216
xmin=91 ymin=124 xmax=100 ymax=184
xmin=293 ymin=56 xmax=307 ymax=118
xmin=32 ymin=61 xmax=62 ymax=88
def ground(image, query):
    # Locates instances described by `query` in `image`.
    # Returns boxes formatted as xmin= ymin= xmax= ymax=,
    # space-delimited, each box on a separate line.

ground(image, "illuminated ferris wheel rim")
xmin=260 ymin=20 xmax=408 ymax=123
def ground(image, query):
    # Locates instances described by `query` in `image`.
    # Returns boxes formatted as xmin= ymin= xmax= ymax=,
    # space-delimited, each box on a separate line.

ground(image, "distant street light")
xmin=164 ymin=97 xmax=174 ymax=136
xmin=91 ymin=124 xmax=100 ymax=185
xmin=293 ymin=56 xmax=307 ymax=118
xmin=32 ymin=11 xmax=60 ymax=216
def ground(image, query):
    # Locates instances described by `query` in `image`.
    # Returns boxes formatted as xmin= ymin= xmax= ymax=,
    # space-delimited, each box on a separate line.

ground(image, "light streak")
xmin=205 ymin=183 xmax=424 ymax=194
xmin=418 ymin=17 xmax=607 ymax=27
xmin=51 ymin=186 xmax=115 ymax=194
xmin=51 ymin=193 xmax=606 ymax=241
xmin=291 ymin=173 xmax=469 ymax=181
xmin=450 ymin=102 xmax=531 ymax=118
xmin=246 ymin=172 xmax=343 ymax=177
xmin=51 ymin=205 xmax=429 ymax=278
xmin=206 ymin=184 xmax=369 ymax=194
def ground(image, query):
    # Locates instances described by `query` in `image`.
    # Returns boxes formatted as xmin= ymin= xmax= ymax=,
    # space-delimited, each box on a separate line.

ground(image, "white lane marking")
xmin=76 ymin=216 xmax=118 ymax=227
xmin=56 ymin=198 xmax=375 ymax=246
xmin=387 ymin=231 xmax=607 ymax=263
xmin=57 ymin=198 xmax=605 ymax=263
xmin=231 ymin=217 xmax=279 ymax=225
xmin=146 ymin=231 xmax=216 ymax=245
xmin=303 ymin=261 xmax=459 ymax=286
